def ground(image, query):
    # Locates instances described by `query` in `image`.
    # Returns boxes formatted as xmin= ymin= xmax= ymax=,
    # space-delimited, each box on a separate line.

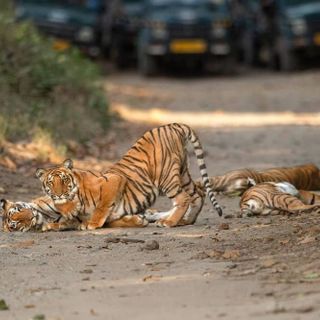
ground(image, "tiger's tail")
xmin=179 ymin=123 xmax=223 ymax=217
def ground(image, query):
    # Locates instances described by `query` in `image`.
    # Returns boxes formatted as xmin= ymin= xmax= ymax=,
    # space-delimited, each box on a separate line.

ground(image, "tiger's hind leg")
xmin=156 ymin=163 xmax=193 ymax=228
xmin=108 ymin=215 xmax=148 ymax=228
xmin=144 ymin=189 xmax=204 ymax=226
xmin=178 ymin=170 xmax=205 ymax=225
xmin=145 ymin=193 xmax=200 ymax=227
xmin=155 ymin=191 xmax=191 ymax=227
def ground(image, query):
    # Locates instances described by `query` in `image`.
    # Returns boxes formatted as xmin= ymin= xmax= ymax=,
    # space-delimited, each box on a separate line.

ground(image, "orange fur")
xmin=108 ymin=215 xmax=148 ymax=228
xmin=35 ymin=124 xmax=221 ymax=230
xmin=0 ymin=198 xmax=78 ymax=232
xmin=298 ymin=190 xmax=320 ymax=205
xmin=0 ymin=197 xmax=149 ymax=232
xmin=209 ymin=164 xmax=320 ymax=196
xmin=240 ymin=182 xmax=320 ymax=216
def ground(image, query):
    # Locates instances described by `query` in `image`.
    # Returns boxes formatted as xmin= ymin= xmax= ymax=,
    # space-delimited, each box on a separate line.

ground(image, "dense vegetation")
xmin=0 ymin=1 xmax=110 ymax=148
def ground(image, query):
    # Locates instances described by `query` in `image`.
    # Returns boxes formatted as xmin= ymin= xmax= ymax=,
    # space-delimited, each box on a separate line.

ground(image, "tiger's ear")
xmin=0 ymin=199 xmax=7 ymax=212
xmin=63 ymin=159 xmax=73 ymax=170
xmin=35 ymin=168 xmax=46 ymax=180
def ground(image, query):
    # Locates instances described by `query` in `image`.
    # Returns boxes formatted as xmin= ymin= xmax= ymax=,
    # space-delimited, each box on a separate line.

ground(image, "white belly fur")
xmin=108 ymin=201 xmax=126 ymax=222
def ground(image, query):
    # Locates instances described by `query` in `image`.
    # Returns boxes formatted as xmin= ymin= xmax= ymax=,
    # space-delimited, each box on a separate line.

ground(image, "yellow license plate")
xmin=314 ymin=33 xmax=320 ymax=46
xmin=170 ymin=39 xmax=207 ymax=54
xmin=53 ymin=39 xmax=71 ymax=51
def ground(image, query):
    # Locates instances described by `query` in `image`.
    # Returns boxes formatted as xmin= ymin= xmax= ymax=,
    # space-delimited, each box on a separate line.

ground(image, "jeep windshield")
xmin=18 ymin=0 xmax=103 ymax=11
xmin=284 ymin=0 xmax=319 ymax=7
xmin=146 ymin=0 xmax=224 ymax=12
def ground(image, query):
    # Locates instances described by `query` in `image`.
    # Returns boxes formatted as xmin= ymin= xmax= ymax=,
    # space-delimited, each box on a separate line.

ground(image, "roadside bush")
xmin=0 ymin=1 xmax=110 ymax=147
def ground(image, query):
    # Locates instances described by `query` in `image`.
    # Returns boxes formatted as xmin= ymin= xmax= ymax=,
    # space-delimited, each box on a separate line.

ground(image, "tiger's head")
xmin=0 ymin=199 xmax=41 ymax=232
xmin=35 ymin=159 xmax=78 ymax=204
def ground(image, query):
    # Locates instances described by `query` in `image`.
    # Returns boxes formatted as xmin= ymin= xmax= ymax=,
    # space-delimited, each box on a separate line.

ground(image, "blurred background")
xmin=10 ymin=0 xmax=320 ymax=73
xmin=0 ymin=0 xmax=320 ymax=170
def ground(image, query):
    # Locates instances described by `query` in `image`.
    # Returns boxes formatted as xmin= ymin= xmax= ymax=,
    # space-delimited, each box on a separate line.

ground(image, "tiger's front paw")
xmin=135 ymin=214 xmax=149 ymax=227
xmin=155 ymin=219 xmax=176 ymax=228
xmin=79 ymin=222 xmax=100 ymax=230
xmin=41 ymin=224 xmax=51 ymax=232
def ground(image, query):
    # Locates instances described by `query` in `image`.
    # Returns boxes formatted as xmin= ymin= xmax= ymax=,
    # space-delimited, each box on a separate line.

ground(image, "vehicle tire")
xmin=276 ymin=36 xmax=299 ymax=71
xmin=138 ymin=52 xmax=157 ymax=76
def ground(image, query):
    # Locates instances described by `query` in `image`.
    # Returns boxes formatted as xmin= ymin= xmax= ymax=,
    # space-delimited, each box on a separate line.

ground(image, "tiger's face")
xmin=0 ymin=199 xmax=38 ymax=232
xmin=36 ymin=159 xmax=78 ymax=204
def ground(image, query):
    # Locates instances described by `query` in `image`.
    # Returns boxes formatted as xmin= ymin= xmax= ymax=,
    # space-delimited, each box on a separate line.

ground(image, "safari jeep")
xmin=137 ymin=0 xmax=236 ymax=75
xmin=258 ymin=0 xmax=320 ymax=70
xmin=14 ymin=0 xmax=115 ymax=57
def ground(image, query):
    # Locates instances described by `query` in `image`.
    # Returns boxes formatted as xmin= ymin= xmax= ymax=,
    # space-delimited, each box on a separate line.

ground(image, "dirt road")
xmin=1 ymin=69 xmax=320 ymax=320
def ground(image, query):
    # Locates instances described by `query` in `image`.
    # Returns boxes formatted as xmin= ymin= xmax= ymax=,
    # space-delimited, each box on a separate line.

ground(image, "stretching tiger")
xmin=34 ymin=123 xmax=222 ymax=230
xmin=208 ymin=163 xmax=320 ymax=196
xmin=0 ymin=198 xmax=149 ymax=232
xmin=240 ymin=181 xmax=320 ymax=216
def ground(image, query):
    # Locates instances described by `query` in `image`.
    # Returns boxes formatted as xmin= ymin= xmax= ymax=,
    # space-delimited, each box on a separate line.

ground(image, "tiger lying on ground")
xmin=0 ymin=198 xmax=76 ymax=232
xmin=239 ymin=181 xmax=320 ymax=216
xmin=208 ymin=163 xmax=320 ymax=196
xmin=0 ymin=198 xmax=149 ymax=232
xmin=32 ymin=123 xmax=221 ymax=230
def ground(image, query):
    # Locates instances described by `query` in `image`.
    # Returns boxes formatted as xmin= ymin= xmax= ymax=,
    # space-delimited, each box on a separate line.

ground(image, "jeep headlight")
xmin=291 ymin=18 xmax=307 ymax=35
xmin=76 ymin=27 xmax=94 ymax=42
xmin=151 ymin=21 xmax=168 ymax=39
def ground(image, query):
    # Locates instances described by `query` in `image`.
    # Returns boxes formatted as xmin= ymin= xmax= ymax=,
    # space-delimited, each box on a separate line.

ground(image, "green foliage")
xmin=0 ymin=1 xmax=110 ymax=144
